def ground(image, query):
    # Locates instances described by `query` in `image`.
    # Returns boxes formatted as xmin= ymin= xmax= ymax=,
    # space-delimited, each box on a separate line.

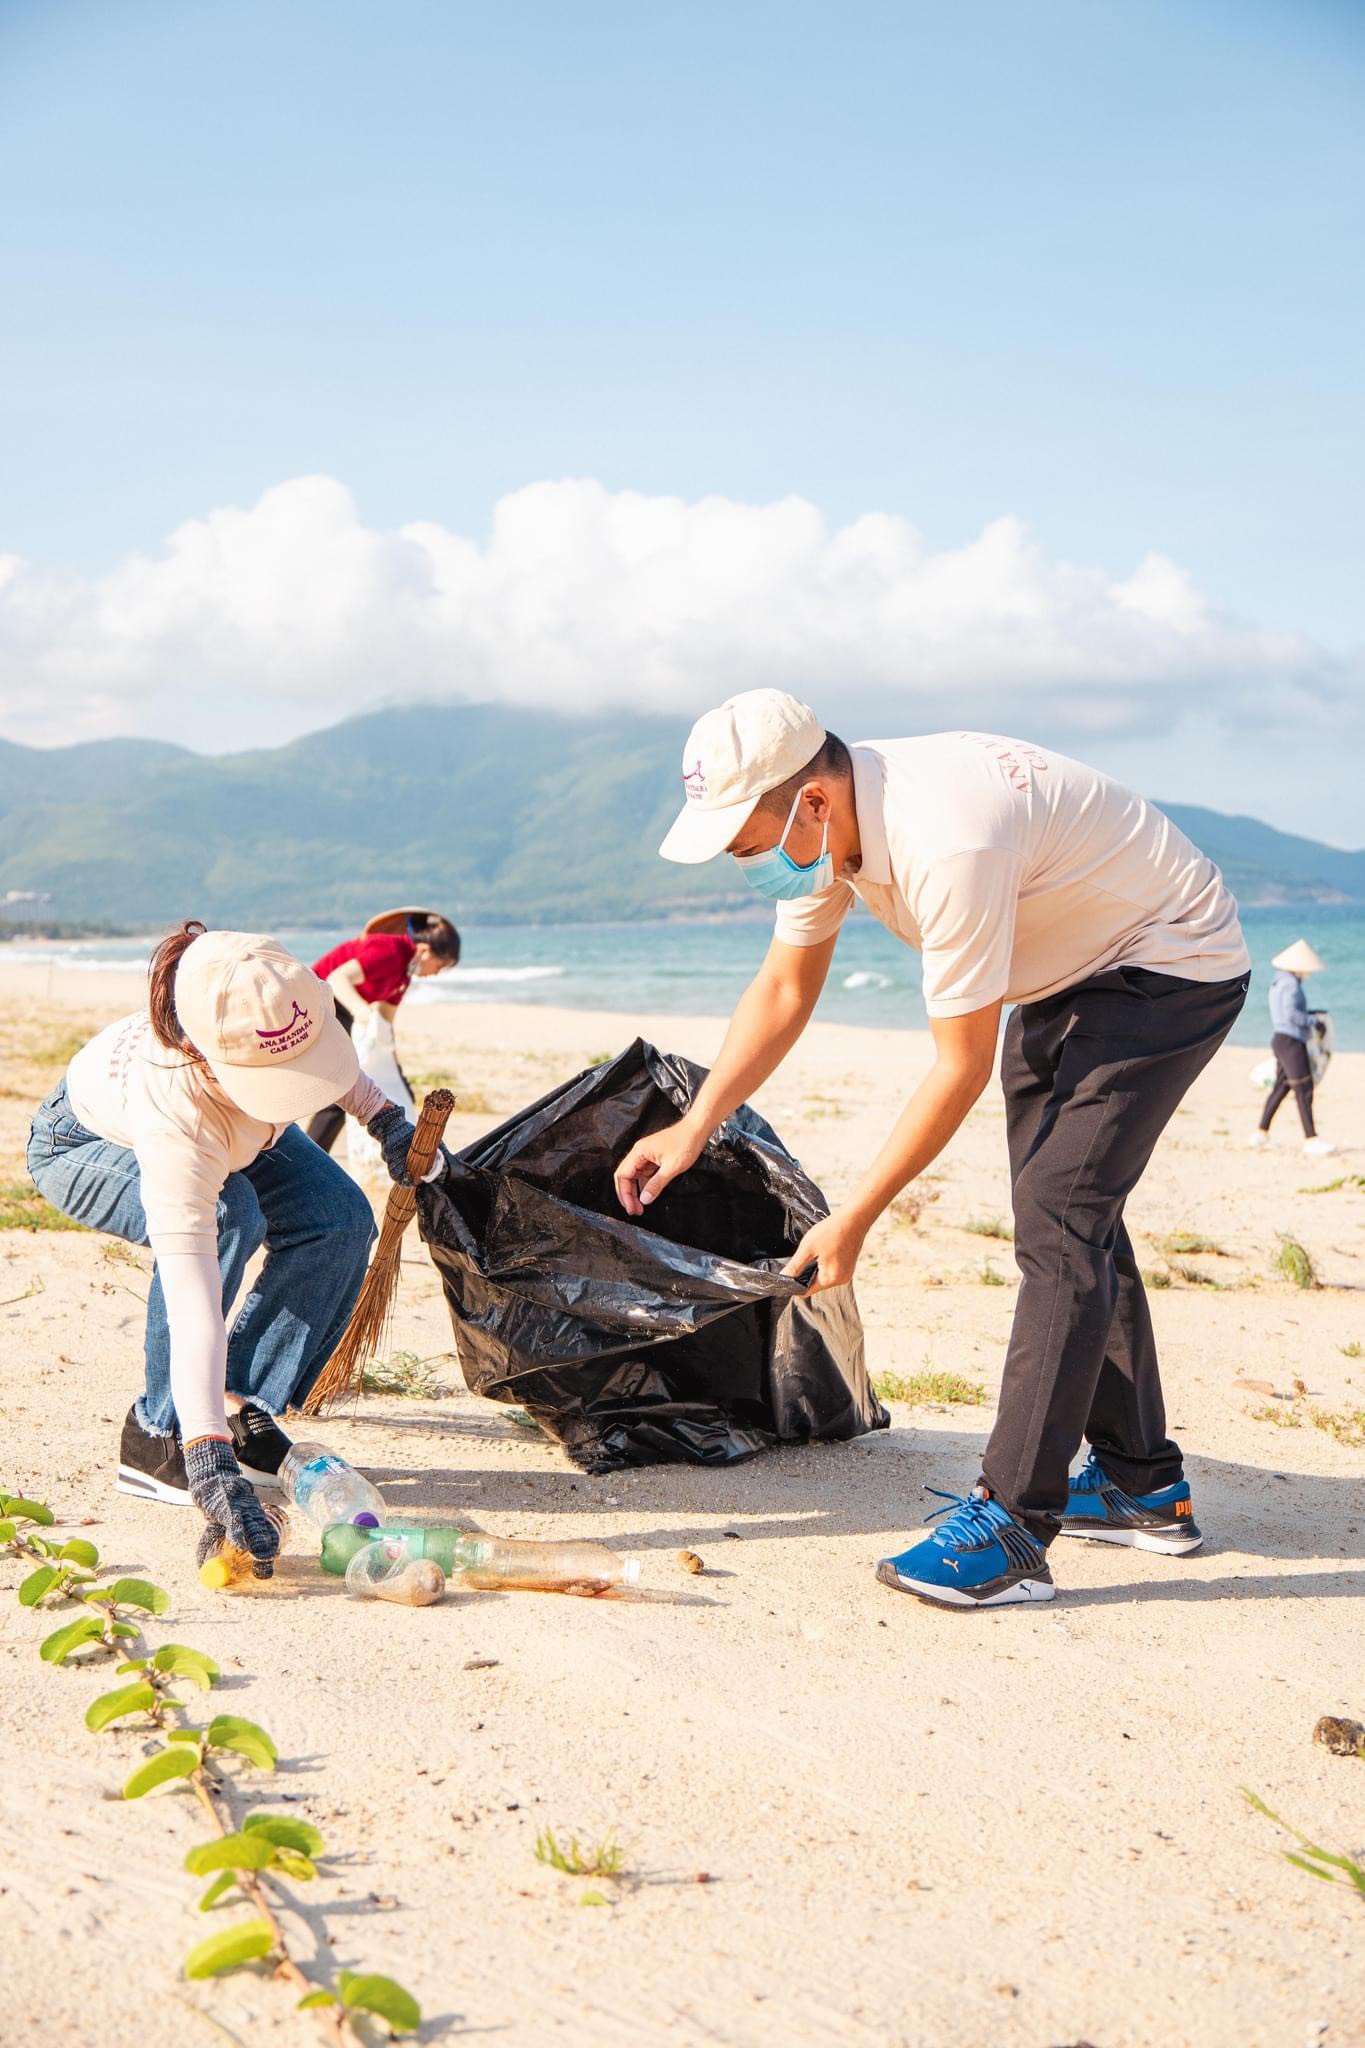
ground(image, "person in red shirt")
xmin=306 ymin=908 xmax=460 ymax=1153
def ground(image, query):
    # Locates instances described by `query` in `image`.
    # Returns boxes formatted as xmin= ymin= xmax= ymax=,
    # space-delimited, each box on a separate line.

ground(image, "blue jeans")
xmin=27 ymin=1080 xmax=377 ymax=1437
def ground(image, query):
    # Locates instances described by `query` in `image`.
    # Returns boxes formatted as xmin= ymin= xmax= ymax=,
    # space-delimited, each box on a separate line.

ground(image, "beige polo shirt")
xmin=774 ymin=733 xmax=1249 ymax=1017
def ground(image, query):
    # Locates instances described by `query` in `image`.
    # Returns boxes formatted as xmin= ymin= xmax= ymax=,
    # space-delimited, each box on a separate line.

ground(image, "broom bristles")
xmin=303 ymin=1089 xmax=455 ymax=1415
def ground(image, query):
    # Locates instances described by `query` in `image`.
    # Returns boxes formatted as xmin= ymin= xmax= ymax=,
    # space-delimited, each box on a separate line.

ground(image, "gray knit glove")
xmin=366 ymin=1103 xmax=447 ymax=1187
xmin=185 ymin=1438 xmax=280 ymax=1579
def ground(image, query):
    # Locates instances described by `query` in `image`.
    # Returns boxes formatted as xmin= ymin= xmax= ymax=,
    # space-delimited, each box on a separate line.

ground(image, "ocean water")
xmin=7 ymin=904 xmax=1365 ymax=1050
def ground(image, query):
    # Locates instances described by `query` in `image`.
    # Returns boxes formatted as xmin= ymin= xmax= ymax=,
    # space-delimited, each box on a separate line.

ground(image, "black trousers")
xmin=981 ymin=966 xmax=1248 ymax=1543
xmin=304 ymin=1003 xmax=413 ymax=1155
xmin=1259 ymin=1033 xmax=1315 ymax=1138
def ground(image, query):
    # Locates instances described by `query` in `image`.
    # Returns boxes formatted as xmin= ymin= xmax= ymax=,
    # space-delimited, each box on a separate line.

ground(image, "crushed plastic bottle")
xmin=321 ymin=1522 xmax=641 ymax=1596
xmin=199 ymin=1506 xmax=290 ymax=1591
xmin=344 ymin=1536 xmax=446 ymax=1607
xmin=279 ymin=1442 xmax=385 ymax=1534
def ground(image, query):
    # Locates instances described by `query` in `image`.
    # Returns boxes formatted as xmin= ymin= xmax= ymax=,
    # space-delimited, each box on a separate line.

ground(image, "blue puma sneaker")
xmin=876 ymin=1487 xmax=1055 ymax=1608
xmin=1060 ymin=1450 xmax=1203 ymax=1554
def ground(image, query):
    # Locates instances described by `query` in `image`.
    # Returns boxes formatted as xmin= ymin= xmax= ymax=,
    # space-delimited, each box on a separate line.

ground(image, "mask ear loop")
xmin=776 ymin=786 xmax=807 ymax=856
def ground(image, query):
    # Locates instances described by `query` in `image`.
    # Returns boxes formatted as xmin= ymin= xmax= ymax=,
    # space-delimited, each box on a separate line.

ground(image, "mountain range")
xmin=1 ymin=706 xmax=1362 ymax=928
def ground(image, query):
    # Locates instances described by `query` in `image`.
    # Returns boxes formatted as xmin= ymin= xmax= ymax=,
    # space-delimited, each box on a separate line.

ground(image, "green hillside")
xmin=0 ymin=707 xmax=1360 ymax=926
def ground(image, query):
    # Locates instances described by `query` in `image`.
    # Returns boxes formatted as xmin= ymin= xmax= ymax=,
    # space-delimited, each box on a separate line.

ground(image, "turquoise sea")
xmin=9 ymin=904 xmax=1365 ymax=1051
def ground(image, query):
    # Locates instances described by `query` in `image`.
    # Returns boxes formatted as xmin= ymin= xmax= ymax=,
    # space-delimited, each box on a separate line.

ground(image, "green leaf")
xmin=103 ymin=1576 xmax=171 ymax=1615
xmin=0 ymin=1517 xmax=14 ymax=1542
xmin=183 ymin=1918 xmax=274 ymax=1980
xmin=198 ymin=1872 xmax=238 ymax=1912
xmin=1284 ymin=1851 xmax=1338 ymax=1883
xmin=271 ymin=1850 xmax=317 ymax=1883
xmin=115 ymin=1657 xmax=149 ymax=1675
xmin=336 ymin=1973 xmax=421 ymax=2035
xmin=577 ymin=1889 xmax=611 ymax=1907
xmin=124 ymin=1745 xmax=199 ymax=1799
xmin=296 ymin=1990 xmax=337 ymax=2011
xmin=206 ymin=1716 xmax=277 ymax=1770
xmin=0 ymin=1495 xmax=54 ymax=1525
xmin=166 ymin=1728 xmax=205 ymax=1744
xmin=27 ymin=1534 xmax=55 ymax=1557
xmin=243 ymin=1813 xmax=324 ymax=1856
xmin=184 ymin=1833 xmax=275 ymax=1877
xmin=85 ymin=1681 xmax=158 ymax=1732
xmin=39 ymin=1614 xmax=104 ymax=1664
xmin=19 ymin=1565 xmax=59 ymax=1606
xmin=152 ymin=1644 xmax=220 ymax=1688
xmin=57 ymin=1539 xmax=99 ymax=1567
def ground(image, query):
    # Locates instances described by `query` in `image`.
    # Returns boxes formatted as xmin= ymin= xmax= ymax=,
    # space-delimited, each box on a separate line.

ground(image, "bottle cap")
xmin=352 ymin=1512 xmax=379 ymax=1528
xmin=199 ymin=1557 xmax=233 ymax=1590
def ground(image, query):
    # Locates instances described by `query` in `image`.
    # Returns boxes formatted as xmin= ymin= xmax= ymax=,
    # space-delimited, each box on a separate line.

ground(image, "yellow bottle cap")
xmin=199 ymin=1556 xmax=233 ymax=1590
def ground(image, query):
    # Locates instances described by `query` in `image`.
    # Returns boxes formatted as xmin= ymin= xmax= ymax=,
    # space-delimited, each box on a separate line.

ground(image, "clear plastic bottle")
xmin=199 ymin=1506 xmax=290 ymax=1591
xmin=344 ymin=1537 xmax=446 ymax=1607
xmin=279 ymin=1442 xmax=385 ymax=1534
xmin=321 ymin=1522 xmax=641 ymax=1597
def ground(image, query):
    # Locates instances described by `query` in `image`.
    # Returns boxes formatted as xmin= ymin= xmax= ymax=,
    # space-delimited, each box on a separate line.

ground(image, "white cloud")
xmin=1 ymin=473 xmax=1358 ymax=836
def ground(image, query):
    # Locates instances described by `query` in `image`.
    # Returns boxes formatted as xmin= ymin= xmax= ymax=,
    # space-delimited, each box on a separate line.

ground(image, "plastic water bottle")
xmin=344 ymin=1536 xmax=446 ymax=1607
xmin=320 ymin=1522 xmax=641 ymax=1596
xmin=199 ymin=1506 xmax=290 ymax=1591
xmin=280 ymin=1442 xmax=385 ymax=1534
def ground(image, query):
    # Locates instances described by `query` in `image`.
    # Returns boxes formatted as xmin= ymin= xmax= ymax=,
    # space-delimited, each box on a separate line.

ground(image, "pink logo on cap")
xmin=256 ymin=1001 xmax=312 ymax=1055
xmin=683 ymin=759 xmax=707 ymax=802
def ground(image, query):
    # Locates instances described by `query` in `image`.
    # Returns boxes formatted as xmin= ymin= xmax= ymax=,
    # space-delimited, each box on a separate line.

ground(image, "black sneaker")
xmin=228 ymin=1402 xmax=294 ymax=1487
xmin=116 ymin=1406 xmax=192 ymax=1506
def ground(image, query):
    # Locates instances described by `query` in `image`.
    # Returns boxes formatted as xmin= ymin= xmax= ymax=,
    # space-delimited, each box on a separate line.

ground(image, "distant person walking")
xmin=306 ymin=909 xmax=460 ymax=1155
xmin=1250 ymin=939 xmax=1334 ymax=1157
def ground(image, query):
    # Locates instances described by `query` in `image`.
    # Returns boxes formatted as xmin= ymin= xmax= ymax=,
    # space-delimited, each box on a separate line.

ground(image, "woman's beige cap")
xmin=659 ymin=690 xmax=827 ymax=864
xmin=173 ymin=930 xmax=359 ymax=1120
xmin=1271 ymin=939 xmax=1326 ymax=976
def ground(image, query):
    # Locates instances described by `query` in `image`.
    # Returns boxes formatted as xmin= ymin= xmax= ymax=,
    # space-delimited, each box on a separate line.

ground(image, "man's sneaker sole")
xmin=1060 ymin=1519 xmax=1203 ymax=1556
xmin=116 ymin=1464 xmax=195 ymax=1507
xmin=233 ymin=1463 xmax=283 ymax=1491
xmin=874 ymin=1558 xmax=1056 ymax=1607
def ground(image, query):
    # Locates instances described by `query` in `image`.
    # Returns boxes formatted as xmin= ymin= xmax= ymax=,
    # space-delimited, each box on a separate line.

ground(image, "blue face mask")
xmin=734 ymin=788 xmax=835 ymax=901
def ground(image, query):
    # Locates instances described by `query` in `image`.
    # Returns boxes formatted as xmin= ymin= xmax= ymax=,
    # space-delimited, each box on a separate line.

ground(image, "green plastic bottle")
xmin=320 ymin=1523 xmax=485 ymax=1577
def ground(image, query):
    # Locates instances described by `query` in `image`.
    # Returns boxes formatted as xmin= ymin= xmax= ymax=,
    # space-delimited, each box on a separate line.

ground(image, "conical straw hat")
xmin=1271 ymin=939 xmax=1325 ymax=975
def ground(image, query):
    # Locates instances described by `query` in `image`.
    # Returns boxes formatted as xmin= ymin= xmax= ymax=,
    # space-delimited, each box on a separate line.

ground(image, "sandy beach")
xmin=2 ymin=960 xmax=1363 ymax=2048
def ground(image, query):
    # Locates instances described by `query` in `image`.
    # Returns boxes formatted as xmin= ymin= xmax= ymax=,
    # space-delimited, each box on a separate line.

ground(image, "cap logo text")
xmin=256 ymin=1001 xmax=312 ymax=1055
xmin=683 ymin=759 xmax=708 ymax=802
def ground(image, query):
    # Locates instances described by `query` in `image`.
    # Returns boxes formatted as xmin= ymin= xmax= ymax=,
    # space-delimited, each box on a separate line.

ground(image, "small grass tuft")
xmin=962 ymin=1216 xmax=1012 ymax=1241
xmin=1274 ymin=1235 xmax=1318 ymax=1290
xmin=1141 ymin=1267 xmax=1173 ymax=1290
xmin=359 ymin=1351 xmax=449 ymax=1398
xmin=1159 ymin=1230 xmax=1227 ymax=1257
xmin=890 ymin=1187 xmax=939 ymax=1229
xmin=1300 ymin=1174 xmax=1365 ymax=1196
xmin=534 ymin=1828 xmax=625 ymax=1880
xmin=1305 ymin=1405 xmax=1365 ymax=1450
xmin=872 ymin=1369 xmax=988 ymax=1407
xmin=978 ymin=1260 xmax=1008 ymax=1287
xmin=1248 ymin=1403 xmax=1302 ymax=1430
xmin=0 ymin=1183 xmax=83 ymax=1232
xmin=1339 ymin=1341 xmax=1362 ymax=1360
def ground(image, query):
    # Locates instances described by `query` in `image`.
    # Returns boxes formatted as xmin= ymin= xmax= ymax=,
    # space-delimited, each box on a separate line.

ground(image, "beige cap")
xmin=173 ymin=931 xmax=359 ymax=1120
xmin=1271 ymin=939 xmax=1326 ymax=976
xmin=659 ymin=690 xmax=827 ymax=864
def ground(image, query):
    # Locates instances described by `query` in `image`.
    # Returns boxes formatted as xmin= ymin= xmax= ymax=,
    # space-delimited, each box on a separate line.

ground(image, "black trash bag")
xmin=417 ymin=1038 xmax=888 ymax=1473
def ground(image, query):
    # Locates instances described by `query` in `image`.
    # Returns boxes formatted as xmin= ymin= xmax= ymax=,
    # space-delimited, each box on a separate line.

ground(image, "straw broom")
xmin=302 ymin=1088 xmax=456 ymax=1413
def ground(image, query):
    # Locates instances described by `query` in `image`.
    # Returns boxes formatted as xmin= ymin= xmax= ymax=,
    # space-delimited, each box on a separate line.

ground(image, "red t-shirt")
xmin=313 ymin=934 xmax=417 ymax=1007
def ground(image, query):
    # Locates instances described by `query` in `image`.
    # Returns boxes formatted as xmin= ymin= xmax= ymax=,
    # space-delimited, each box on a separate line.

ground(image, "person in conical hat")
xmin=1250 ymin=938 xmax=1333 ymax=1156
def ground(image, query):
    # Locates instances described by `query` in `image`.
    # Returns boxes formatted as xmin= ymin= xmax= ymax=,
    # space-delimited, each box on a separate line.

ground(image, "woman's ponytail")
xmin=148 ymin=920 xmax=208 ymax=1058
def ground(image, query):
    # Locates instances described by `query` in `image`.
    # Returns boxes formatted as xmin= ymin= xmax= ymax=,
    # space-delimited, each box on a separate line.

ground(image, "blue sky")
xmin=1 ymin=0 xmax=1362 ymax=838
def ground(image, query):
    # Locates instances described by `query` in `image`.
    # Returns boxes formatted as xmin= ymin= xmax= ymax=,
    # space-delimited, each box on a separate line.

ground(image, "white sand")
xmin=1 ymin=965 xmax=1363 ymax=2046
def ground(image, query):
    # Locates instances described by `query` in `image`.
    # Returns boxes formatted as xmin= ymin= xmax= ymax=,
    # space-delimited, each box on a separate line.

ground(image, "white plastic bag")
xmin=345 ymin=1014 xmax=416 ymax=1183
